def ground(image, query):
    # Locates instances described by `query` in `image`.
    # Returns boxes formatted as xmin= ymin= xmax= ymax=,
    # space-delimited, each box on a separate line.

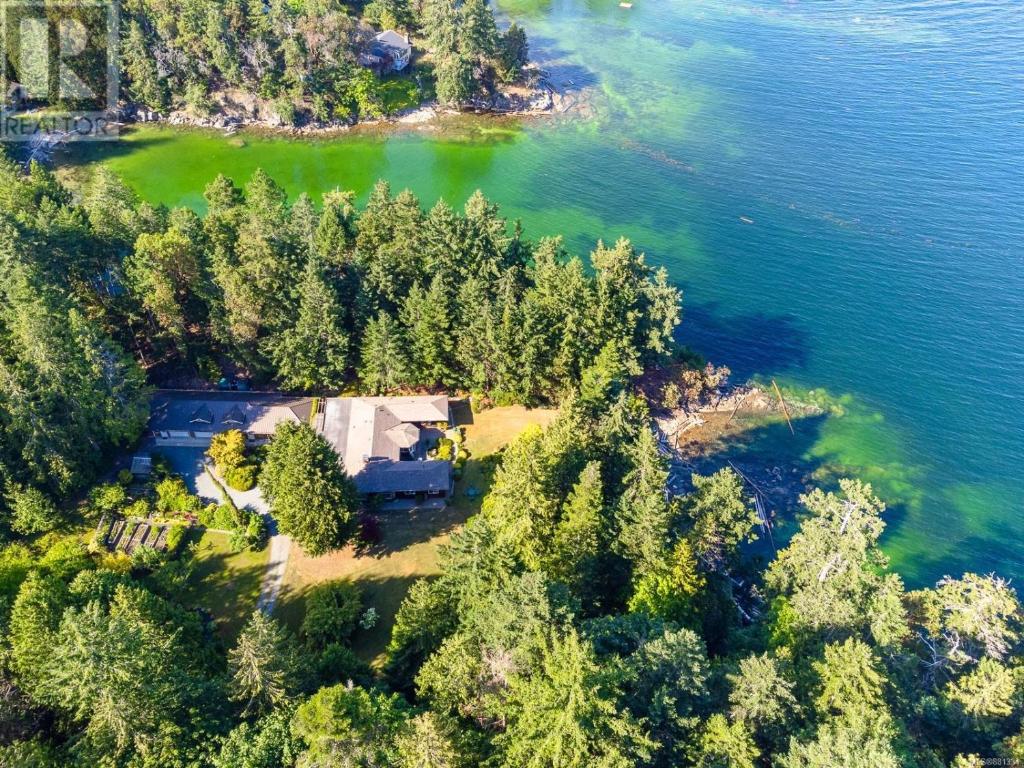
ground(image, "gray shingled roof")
xmin=354 ymin=460 xmax=451 ymax=494
xmin=151 ymin=392 xmax=313 ymax=434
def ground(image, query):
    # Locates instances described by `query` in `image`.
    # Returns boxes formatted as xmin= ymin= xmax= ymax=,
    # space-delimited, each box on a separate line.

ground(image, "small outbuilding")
xmin=359 ymin=30 xmax=412 ymax=74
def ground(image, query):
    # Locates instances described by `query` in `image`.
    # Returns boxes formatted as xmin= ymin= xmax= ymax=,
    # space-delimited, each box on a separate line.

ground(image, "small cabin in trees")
xmin=359 ymin=30 xmax=412 ymax=74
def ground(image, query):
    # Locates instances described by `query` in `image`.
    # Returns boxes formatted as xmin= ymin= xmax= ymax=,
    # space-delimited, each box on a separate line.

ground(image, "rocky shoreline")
xmin=127 ymin=70 xmax=575 ymax=138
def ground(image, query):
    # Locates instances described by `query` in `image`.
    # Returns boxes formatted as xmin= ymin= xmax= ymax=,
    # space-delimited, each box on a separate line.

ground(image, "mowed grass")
xmin=275 ymin=402 xmax=558 ymax=666
xmin=275 ymin=505 xmax=461 ymax=665
xmin=182 ymin=530 xmax=268 ymax=642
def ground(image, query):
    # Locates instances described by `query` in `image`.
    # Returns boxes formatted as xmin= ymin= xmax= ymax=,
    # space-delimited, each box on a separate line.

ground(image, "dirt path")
xmin=205 ymin=463 xmax=291 ymax=615
xmin=256 ymin=529 xmax=291 ymax=614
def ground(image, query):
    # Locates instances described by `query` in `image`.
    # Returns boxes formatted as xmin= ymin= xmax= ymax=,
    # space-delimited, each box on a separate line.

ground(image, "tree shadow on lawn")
xmin=181 ymin=532 xmax=268 ymax=643
xmin=275 ymin=574 xmax=424 ymax=667
xmin=355 ymin=502 xmax=470 ymax=559
xmin=354 ymin=455 xmax=500 ymax=558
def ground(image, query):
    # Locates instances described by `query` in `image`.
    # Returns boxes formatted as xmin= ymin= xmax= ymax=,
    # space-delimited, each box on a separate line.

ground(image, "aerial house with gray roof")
xmin=319 ymin=396 xmax=452 ymax=502
xmin=147 ymin=391 xmax=453 ymax=505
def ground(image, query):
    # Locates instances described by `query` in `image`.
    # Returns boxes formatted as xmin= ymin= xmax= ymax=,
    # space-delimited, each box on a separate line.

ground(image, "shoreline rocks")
xmin=119 ymin=75 xmax=571 ymax=138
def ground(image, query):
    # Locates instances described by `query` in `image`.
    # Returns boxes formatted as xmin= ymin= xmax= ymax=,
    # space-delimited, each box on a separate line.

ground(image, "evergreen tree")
xmin=683 ymin=468 xmax=759 ymax=571
xmin=766 ymin=479 xmax=908 ymax=644
xmin=0 ymin=265 xmax=149 ymax=498
xmin=689 ymin=714 xmax=759 ymax=768
xmin=727 ymin=653 xmax=798 ymax=734
xmin=259 ymin=422 xmax=358 ymax=555
xmin=121 ymin=21 xmax=168 ymax=109
xmin=125 ymin=225 xmax=209 ymax=356
xmin=548 ymin=461 xmax=605 ymax=602
xmin=434 ymin=54 xmax=474 ymax=106
xmin=498 ymin=628 xmax=654 ymax=767
xmin=628 ymin=538 xmax=705 ymax=625
xmin=228 ymin=611 xmax=298 ymax=716
xmin=215 ymin=706 xmax=297 ymax=768
xmin=290 ymin=684 xmax=412 ymax=767
xmin=395 ymin=712 xmax=460 ymax=768
xmin=458 ymin=0 xmax=498 ymax=64
xmin=415 ymin=572 xmax=552 ymax=724
xmin=360 ymin=310 xmax=410 ymax=394
xmin=481 ymin=425 xmax=557 ymax=570
xmin=267 ymin=257 xmax=350 ymax=391
xmin=6 ymin=486 xmax=61 ymax=535
xmin=945 ymin=657 xmax=1016 ymax=719
xmin=35 ymin=594 xmax=191 ymax=760
xmin=401 ymin=274 xmax=455 ymax=389
xmin=8 ymin=572 xmax=67 ymax=695
xmin=498 ymin=23 xmax=529 ymax=82
xmin=422 ymin=0 xmax=459 ymax=55
xmin=622 ymin=627 xmax=710 ymax=764
xmin=615 ymin=426 xmax=672 ymax=573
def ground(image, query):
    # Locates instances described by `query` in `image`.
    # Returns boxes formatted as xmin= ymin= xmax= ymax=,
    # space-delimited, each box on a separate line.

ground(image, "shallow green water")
xmin=68 ymin=0 xmax=1024 ymax=585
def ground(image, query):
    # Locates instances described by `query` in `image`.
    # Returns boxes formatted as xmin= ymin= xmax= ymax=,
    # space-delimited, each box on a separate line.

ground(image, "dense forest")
xmin=120 ymin=0 xmax=529 ymax=120
xmin=1 ymin=153 xmax=1022 ymax=767
xmin=0 ymin=151 xmax=679 ymax=522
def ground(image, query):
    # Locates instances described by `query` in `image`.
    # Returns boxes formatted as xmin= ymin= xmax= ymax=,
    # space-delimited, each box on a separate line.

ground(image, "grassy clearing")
xmin=380 ymin=78 xmax=422 ymax=114
xmin=459 ymin=403 xmax=559 ymax=457
xmin=182 ymin=530 xmax=268 ymax=642
xmin=276 ymin=506 xmax=458 ymax=664
xmin=275 ymin=402 xmax=558 ymax=666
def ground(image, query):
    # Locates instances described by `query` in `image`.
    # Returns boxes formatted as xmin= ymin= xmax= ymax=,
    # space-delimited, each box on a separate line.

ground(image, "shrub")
xmin=435 ymin=438 xmax=454 ymax=461
xmin=357 ymin=513 xmax=383 ymax=548
xmin=117 ymin=468 xmax=134 ymax=486
xmin=302 ymin=580 xmax=363 ymax=649
xmin=87 ymin=482 xmax=128 ymax=517
xmin=273 ymin=97 xmax=296 ymax=125
xmin=245 ymin=513 xmax=269 ymax=550
xmin=225 ymin=463 xmax=258 ymax=492
xmin=150 ymin=452 xmax=173 ymax=479
xmin=492 ymin=390 xmax=518 ymax=407
xmin=131 ymin=545 xmax=164 ymax=571
xmin=214 ymin=503 xmax=242 ymax=532
xmin=125 ymin=498 xmax=150 ymax=519
xmin=164 ymin=524 xmax=187 ymax=554
xmin=208 ymin=430 xmax=247 ymax=474
xmin=197 ymin=503 xmax=217 ymax=528
xmin=184 ymin=80 xmax=212 ymax=116
xmin=195 ymin=355 xmax=221 ymax=383
xmin=316 ymin=643 xmax=372 ymax=687
xmin=662 ymin=381 xmax=682 ymax=411
xmin=228 ymin=528 xmax=249 ymax=554
xmin=155 ymin=476 xmax=196 ymax=515
xmin=359 ymin=607 xmax=378 ymax=630
xmin=8 ymin=486 xmax=61 ymax=535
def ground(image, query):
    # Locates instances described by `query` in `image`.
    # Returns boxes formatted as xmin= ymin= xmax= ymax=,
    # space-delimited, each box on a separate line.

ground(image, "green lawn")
xmin=182 ymin=530 xmax=268 ymax=642
xmin=380 ymin=78 xmax=422 ymax=114
xmin=276 ymin=511 xmax=452 ymax=666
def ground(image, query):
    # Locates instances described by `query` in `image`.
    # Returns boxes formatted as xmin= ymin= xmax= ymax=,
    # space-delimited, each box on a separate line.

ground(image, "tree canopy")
xmin=259 ymin=422 xmax=359 ymax=555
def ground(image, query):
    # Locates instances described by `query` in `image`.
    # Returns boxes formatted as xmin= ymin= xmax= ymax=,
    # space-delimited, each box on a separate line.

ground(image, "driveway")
xmin=149 ymin=442 xmax=291 ymax=615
